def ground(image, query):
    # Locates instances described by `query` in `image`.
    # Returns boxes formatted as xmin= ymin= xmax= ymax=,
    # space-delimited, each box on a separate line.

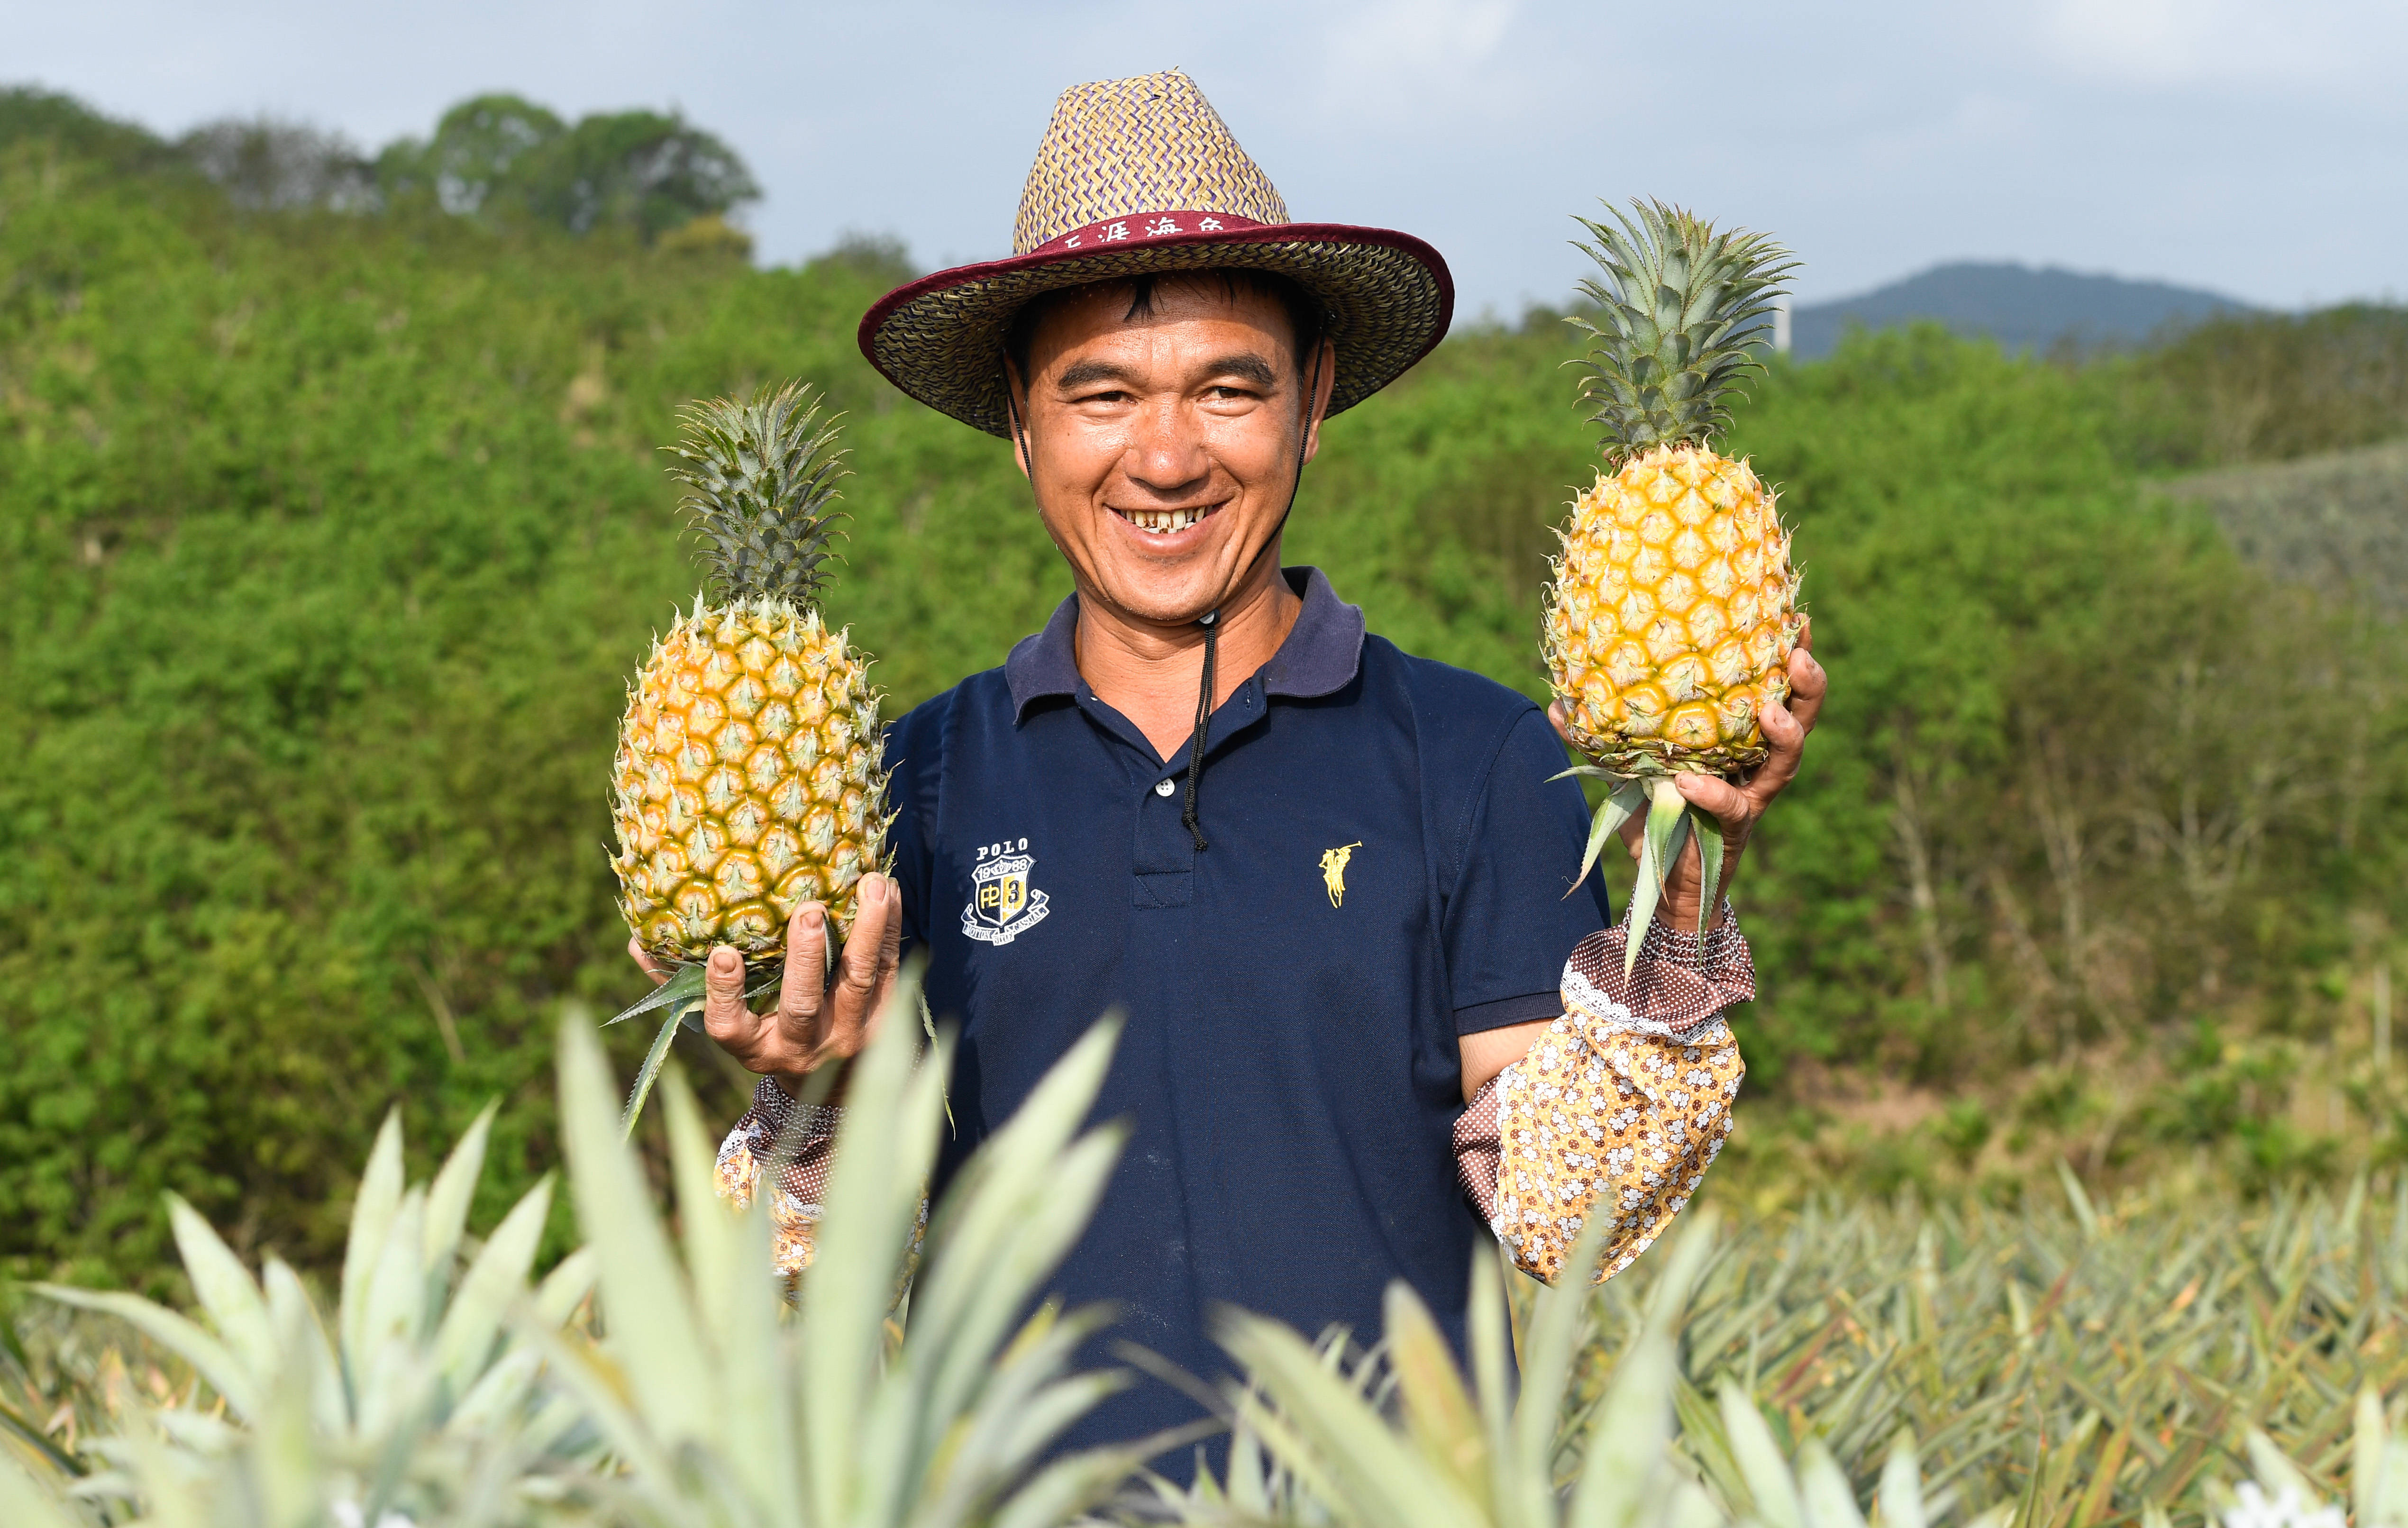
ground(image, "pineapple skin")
xmin=610 ymin=597 xmax=890 ymax=964
xmin=1544 ymin=443 xmax=1801 ymax=777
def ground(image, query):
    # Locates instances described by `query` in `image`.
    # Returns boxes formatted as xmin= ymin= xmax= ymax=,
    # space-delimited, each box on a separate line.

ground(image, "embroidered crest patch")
xmin=962 ymin=843 xmax=1050 ymax=946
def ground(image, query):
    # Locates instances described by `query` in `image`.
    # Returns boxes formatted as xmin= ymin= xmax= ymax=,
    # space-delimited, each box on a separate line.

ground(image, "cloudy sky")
xmin=9 ymin=0 xmax=2405 ymax=319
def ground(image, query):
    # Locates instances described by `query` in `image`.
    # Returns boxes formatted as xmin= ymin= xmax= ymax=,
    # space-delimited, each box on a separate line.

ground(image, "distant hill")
xmin=1790 ymin=261 xmax=2256 ymax=360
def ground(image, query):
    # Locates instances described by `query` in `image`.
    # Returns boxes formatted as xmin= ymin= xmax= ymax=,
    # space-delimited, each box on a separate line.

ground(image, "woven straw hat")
xmin=857 ymin=69 xmax=1454 ymax=438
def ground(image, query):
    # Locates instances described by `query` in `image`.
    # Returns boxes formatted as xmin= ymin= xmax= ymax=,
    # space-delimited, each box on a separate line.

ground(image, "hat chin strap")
xmin=1004 ymin=343 xmax=1324 ymax=855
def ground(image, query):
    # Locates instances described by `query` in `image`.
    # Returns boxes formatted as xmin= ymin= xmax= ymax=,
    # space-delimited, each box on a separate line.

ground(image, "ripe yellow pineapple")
xmin=1542 ymin=201 xmax=1800 ymax=963
xmin=604 ymin=382 xmax=890 ymax=1123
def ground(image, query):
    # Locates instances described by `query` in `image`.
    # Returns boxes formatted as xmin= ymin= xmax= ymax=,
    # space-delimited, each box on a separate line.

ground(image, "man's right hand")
xmin=628 ymin=871 xmax=905 ymax=1098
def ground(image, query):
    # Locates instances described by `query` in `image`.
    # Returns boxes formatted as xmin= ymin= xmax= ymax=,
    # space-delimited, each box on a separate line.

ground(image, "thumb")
xmin=700 ymin=945 xmax=751 ymax=1039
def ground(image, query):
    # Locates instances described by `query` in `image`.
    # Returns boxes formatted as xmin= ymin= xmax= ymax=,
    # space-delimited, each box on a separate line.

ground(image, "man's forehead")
xmin=1026 ymin=275 xmax=1296 ymax=361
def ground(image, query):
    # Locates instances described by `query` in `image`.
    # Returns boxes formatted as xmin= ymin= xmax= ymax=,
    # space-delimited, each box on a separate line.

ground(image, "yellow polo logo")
xmin=1319 ymin=842 xmax=1362 ymax=908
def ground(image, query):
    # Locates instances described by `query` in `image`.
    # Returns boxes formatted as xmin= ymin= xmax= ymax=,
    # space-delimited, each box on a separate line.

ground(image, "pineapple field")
xmin=4 ymin=84 xmax=2408 ymax=1521
xmin=9 ymin=983 xmax=2408 ymax=1527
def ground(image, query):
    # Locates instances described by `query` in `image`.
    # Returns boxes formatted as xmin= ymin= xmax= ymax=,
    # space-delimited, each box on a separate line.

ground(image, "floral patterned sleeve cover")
xmin=1454 ymin=904 xmax=1751 ymax=1285
xmin=713 ymin=1081 xmax=924 ymax=1300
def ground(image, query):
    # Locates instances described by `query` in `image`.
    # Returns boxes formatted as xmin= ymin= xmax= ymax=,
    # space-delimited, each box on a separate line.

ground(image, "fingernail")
xmin=804 ymin=904 xmax=824 ymax=929
xmin=710 ymin=947 xmax=740 ymax=976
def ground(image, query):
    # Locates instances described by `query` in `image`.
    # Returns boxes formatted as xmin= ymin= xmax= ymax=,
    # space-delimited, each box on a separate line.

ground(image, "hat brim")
xmin=857 ymin=224 xmax=1455 ymax=438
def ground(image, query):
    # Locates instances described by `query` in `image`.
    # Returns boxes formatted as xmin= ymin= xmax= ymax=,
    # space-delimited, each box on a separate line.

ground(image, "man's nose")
xmin=1122 ymin=396 xmax=1211 ymax=495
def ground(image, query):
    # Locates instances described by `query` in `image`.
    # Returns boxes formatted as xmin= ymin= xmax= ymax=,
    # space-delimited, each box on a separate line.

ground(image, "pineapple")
xmin=1542 ymin=201 xmax=1799 ymax=963
xmin=609 ymin=380 xmax=891 ymax=972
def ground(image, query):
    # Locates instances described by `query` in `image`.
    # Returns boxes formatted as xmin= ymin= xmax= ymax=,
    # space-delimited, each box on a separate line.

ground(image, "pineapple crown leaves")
xmin=1568 ymin=198 xmax=1799 ymax=460
xmin=664 ymin=379 xmax=851 ymax=609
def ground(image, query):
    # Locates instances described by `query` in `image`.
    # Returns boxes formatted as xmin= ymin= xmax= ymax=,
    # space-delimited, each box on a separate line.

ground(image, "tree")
xmin=376 ymin=93 xmax=566 ymax=216
xmin=521 ymin=109 xmax=760 ymax=241
xmin=180 ymin=118 xmax=375 ymax=211
xmin=375 ymin=98 xmax=757 ymax=243
xmin=0 ymin=86 xmax=177 ymax=173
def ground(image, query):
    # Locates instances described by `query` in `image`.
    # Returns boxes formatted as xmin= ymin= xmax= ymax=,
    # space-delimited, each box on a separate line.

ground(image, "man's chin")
xmin=1085 ymin=562 xmax=1233 ymax=629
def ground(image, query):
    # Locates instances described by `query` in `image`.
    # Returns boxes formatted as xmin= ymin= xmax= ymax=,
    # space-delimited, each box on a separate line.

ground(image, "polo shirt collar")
xmin=1005 ymin=566 xmax=1366 ymax=721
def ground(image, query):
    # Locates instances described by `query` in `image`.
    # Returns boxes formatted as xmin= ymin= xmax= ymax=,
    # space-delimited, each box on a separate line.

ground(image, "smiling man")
xmin=679 ymin=70 xmax=1825 ymax=1459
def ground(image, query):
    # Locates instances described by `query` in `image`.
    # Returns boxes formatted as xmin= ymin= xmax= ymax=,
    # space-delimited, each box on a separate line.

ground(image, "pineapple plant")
xmin=606 ymin=380 xmax=892 ymax=1123
xmin=1543 ymin=201 xmax=1800 ymax=966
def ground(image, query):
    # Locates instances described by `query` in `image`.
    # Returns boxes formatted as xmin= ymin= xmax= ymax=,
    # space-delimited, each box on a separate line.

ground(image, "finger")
xmin=1674 ymin=771 xmax=1753 ymax=831
xmin=824 ymin=874 xmax=895 ymax=1053
xmin=699 ymin=946 xmax=754 ymax=1044
xmin=1785 ymin=642 xmax=1828 ymax=736
xmin=629 ymin=936 xmax=669 ymax=988
xmin=1746 ymin=698 xmax=1809 ymax=801
xmin=870 ymin=874 xmax=905 ymax=1015
xmin=777 ymin=903 xmax=831 ymax=1044
xmin=1546 ymin=698 xmax=1575 ymax=748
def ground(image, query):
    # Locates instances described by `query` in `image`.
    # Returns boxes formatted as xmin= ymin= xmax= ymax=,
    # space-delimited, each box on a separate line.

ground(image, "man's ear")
xmin=1299 ymin=335 xmax=1338 ymax=466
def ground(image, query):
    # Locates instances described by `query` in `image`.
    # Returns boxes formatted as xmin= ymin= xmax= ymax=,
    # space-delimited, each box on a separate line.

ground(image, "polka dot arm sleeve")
xmin=1454 ymin=904 xmax=1751 ymax=1285
xmin=715 ymin=1080 xmax=926 ymax=1304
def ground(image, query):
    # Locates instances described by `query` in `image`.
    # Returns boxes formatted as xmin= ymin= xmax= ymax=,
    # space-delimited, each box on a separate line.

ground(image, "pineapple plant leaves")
xmin=606 ymin=958 xmax=784 ymax=1138
xmin=1544 ymin=199 xmax=1801 ymax=962
xmin=533 ymin=964 xmax=1147 ymax=1528
xmin=30 ymin=1094 xmax=597 ymax=1526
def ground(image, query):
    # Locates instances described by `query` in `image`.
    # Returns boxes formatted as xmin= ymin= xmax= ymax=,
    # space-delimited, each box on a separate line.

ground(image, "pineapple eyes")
xmin=802 ymin=810 xmax=838 ymax=856
xmin=1666 ymin=704 xmax=1719 ymax=748
xmin=720 ymin=902 xmax=777 ymax=945
xmin=769 ymin=778 xmax=808 ymax=819
xmin=724 ymin=800 xmax=767 ymax=847
xmin=714 ymin=851 xmax=766 ymax=899
xmin=746 ymin=744 xmax=785 ymax=791
xmin=758 ymin=828 xmax=801 ymax=874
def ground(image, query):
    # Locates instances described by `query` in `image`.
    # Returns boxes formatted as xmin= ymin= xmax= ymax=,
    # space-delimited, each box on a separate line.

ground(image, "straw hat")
xmin=857 ymin=69 xmax=1454 ymax=438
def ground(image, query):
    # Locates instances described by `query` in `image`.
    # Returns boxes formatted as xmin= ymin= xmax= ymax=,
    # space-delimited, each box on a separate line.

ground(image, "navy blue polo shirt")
xmin=885 ymin=566 xmax=1611 ymax=1455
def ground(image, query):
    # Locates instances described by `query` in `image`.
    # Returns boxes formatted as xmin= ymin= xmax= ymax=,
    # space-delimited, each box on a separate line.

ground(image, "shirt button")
xmin=1154 ymin=777 xmax=1176 ymax=797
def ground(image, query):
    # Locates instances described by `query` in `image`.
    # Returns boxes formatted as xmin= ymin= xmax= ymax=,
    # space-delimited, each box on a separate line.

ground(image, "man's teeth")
xmin=1123 ymin=507 xmax=1204 ymax=535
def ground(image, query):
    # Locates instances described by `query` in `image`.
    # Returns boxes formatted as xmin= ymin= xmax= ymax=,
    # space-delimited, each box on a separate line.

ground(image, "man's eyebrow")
xmin=1201 ymin=353 xmax=1278 ymax=389
xmin=1052 ymin=352 xmax=1281 ymax=393
xmin=1056 ymin=358 xmax=1139 ymax=391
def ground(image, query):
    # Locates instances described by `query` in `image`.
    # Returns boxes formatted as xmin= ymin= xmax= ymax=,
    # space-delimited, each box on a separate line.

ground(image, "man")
xmin=653 ymin=71 xmax=1824 ymax=1455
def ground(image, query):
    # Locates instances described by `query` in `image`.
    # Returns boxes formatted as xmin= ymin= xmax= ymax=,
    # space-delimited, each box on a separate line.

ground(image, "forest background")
xmin=2 ymin=88 xmax=2405 ymax=1293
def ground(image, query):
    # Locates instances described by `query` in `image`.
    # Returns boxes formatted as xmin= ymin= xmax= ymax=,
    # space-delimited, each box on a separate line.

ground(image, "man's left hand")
xmin=1548 ymin=620 xmax=1827 ymax=930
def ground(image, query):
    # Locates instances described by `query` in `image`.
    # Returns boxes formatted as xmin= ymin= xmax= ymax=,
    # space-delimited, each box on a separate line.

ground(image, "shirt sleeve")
xmin=1454 ymin=904 xmax=1751 ymax=1285
xmin=1443 ymin=708 xmax=1616 ymax=1035
xmin=715 ymin=1080 xmax=925 ymax=1303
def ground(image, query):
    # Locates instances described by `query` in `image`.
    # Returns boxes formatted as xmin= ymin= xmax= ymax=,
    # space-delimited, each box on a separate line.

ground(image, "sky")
xmin=7 ymin=0 xmax=2405 ymax=321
